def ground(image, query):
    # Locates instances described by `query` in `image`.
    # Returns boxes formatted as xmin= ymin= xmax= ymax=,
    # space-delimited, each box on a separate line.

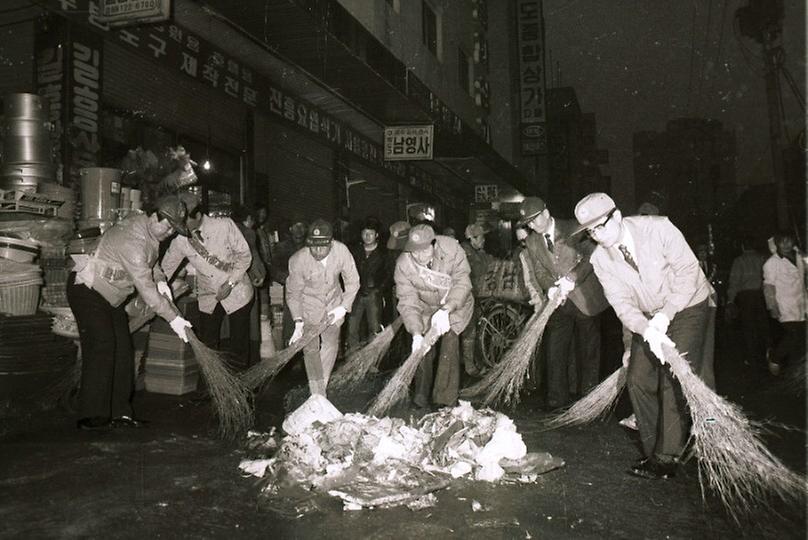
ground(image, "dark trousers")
xmin=414 ymin=331 xmax=460 ymax=407
xmin=628 ymin=300 xmax=710 ymax=460
xmin=347 ymin=291 xmax=382 ymax=348
xmin=67 ymin=272 xmax=134 ymax=420
xmin=544 ymin=300 xmax=601 ymax=406
xmin=772 ymin=321 xmax=806 ymax=367
xmin=461 ymin=303 xmax=481 ymax=373
xmin=735 ymin=290 xmax=770 ymax=366
xmin=198 ymin=297 xmax=253 ymax=368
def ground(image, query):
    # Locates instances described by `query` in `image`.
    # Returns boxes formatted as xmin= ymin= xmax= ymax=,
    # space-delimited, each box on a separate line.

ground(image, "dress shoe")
xmin=77 ymin=417 xmax=111 ymax=431
xmin=629 ymin=457 xmax=677 ymax=479
xmin=111 ymin=416 xmax=149 ymax=428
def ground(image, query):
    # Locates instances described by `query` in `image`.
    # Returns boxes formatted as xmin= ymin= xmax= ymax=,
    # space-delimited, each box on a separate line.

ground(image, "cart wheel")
xmin=477 ymin=303 xmax=528 ymax=368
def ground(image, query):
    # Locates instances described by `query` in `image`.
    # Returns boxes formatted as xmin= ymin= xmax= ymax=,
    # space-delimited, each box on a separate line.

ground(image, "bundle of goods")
xmin=0 ymin=312 xmax=77 ymax=402
xmin=40 ymin=243 xmax=69 ymax=308
xmin=239 ymin=400 xmax=564 ymax=511
xmin=144 ymin=316 xmax=199 ymax=396
xmin=0 ymin=189 xmax=62 ymax=218
xmin=0 ymin=258 xmax=42 ymax=316
xmin=475 ymin=259 xmax=529 ymax=302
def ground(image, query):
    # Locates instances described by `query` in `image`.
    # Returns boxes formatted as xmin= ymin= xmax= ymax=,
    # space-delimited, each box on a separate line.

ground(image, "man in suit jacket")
xmin=574 ymin=192 xmax=712 ymax=480
xmin=517 ymin=197 xmax=609 ymax=409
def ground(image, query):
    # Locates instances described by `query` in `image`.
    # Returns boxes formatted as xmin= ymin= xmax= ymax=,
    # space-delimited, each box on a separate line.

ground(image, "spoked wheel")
xmin=477 ymin=302 xmax=530 ymax=368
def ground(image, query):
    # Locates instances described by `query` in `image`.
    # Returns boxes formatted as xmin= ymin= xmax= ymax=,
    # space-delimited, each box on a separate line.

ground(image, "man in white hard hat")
xmin=574 ymin=192 xmax=712 ymax=480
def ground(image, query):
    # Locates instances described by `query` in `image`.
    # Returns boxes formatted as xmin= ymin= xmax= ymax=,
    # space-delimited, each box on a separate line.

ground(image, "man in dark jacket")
xmin=460 ymin=223 xmax=495 ymax=376
xmin=270 ymin=221 xmax=307 ymax=345
xmin=518 ymin=196 xmax=609 ymax=409
xmin=348 ymin=220 xmax=389 ymax=348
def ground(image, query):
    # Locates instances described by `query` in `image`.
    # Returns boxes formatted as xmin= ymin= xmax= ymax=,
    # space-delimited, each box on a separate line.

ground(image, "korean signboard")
xmin=474 ymin=184 xmax=499 ymax=203
xmin=99 ymin=0 xmax=171 ymax=27
xmin=516 ymin=0 xmax=546 ymax=156
xmin=384 ymin=125 xmax=433 ymax=161
xmin=36 ymin=19 xmax=103 ymax=190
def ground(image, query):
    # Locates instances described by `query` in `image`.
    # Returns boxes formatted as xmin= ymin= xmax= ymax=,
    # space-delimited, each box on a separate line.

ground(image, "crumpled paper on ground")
xmin=242 ymin=400 xmax=563 ymax=510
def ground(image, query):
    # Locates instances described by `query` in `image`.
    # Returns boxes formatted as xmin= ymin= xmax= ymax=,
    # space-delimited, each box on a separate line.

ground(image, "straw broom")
xmin=185 ymin=330 xmax=254 ymax=439
xmin=367 ymin=326 xmax=441 ymax=417
xmin=460 ymin=289 xmax=565 ymax=407
xmin=661 ymin=345 xmax=806 ymax=522
xmin=241 ymin=320 xmax=329 ymax=390
xmin=329 ymin=318 xmax=403 ymax=392
xmin=543 ymin=366 xmax=627 ymax=429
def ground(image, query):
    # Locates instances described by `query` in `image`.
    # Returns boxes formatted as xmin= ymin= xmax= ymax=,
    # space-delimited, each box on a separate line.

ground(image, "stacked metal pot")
xmin=0 ymin=93 xmax=55 ymax=192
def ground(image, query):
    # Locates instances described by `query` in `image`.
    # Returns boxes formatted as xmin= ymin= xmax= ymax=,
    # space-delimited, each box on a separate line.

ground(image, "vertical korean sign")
xmin=516 ymin=0 xmax=546 ymax=156
xmin=36 ymin=18 xmax=103 ymax=190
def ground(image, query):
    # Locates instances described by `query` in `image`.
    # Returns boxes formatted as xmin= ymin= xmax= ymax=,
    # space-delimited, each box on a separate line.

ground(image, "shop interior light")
xmin=202 ymin=159 xmax=212 ymax=171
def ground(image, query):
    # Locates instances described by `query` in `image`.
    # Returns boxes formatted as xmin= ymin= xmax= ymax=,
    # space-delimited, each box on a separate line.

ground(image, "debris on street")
xmin=239 ymin=400 xmax=565 ymax=510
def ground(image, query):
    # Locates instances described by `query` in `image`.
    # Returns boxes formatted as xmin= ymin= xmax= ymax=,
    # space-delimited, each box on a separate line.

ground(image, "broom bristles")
xmin=543 ymin=367 xmax=626 ymax=429
xmin=367 ymin=326 xmax=440 ymax=417
xmin=330 ymin=318 xmax=403 ymax=392
xmin=460 ymin=291 xmax=564 ymax=407
xmin=39 ymin=358 xmax=82 ymax=411
xmin=662 ymin=345 xmax=806 ymax=523
xmin=241 ymin=321 xmax=329 ymax=390
xmin=187 ymin=331 xmax=254 ymax=439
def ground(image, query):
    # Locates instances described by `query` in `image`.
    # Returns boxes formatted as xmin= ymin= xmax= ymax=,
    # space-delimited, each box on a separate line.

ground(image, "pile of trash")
xmin=239 ymin=399 xmax=564 ymax=510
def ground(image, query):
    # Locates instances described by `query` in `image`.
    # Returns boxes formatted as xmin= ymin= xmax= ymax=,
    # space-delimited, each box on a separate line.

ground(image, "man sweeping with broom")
xmin=67 ymin=195 xmax=193 ymax=431
xmin=573 ymin=192 xmax=713 ymax=480
xmin=286 ymin=219 xmax=360 ymax=397
xmin=394 ymin=224 xmax=473 ymax=410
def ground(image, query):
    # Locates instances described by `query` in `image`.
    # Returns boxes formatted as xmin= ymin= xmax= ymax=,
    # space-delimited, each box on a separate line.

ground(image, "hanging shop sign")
xmin=98 ymin=0 xmax=171 ymax=27
xmin=474 ymin=184 xmax=499 ymax=203
xmin=383 ymin=125 xmax=433 ymax=161
xmin=516 ymin=0 xmax=547 ymax=156
xmin=35 ymin=20 xmax=67 ymax=180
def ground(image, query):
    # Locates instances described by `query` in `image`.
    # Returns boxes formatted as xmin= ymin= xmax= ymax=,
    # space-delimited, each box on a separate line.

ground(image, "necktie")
xmin=618 ymin=244 xmax=639 ymax=273
xmin=544 ymin=233 xmax=554 ymax=253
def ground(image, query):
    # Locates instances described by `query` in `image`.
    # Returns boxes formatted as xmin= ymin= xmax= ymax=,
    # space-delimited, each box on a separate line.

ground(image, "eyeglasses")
xmin=586 ymin=208 xmax=617 ymax=235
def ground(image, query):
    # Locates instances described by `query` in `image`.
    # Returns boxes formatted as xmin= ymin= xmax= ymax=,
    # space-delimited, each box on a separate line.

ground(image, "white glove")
xmin=642 ymin=326 xmax=675 ymax=363
xmin=555 ymin=276 xmax=575 ymax=294
xmin=648 ymin=312 xmax=670 ymax=334
xmin=327 ymin=306 xmax=347 ymax=325
xmin=169 ymin=316 xmax=192 ymax=343
xmin=289 ymin=321 xmax=304 ymax=344
xmin=411 ymin=334 xmax=424 ymax=354
xmin=157 ymin=281 xmax=173 ymax=301
xmin=430 ymin=308 xmax=451 ymax=335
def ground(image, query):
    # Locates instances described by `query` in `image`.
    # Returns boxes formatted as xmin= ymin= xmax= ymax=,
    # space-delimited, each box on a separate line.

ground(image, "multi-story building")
xmin=544 ymin=86 xmax=610 ymax=217
xmin=633 ymin=118 xmax=737 ymax=241
xmin=0 ymin=0 xmax=554 ymax=239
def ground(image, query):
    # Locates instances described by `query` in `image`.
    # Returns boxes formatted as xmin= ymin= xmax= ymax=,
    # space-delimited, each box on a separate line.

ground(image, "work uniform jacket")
xmin=763 ymin=253 xmax=806 ymax=322
xmin=395 ymin=235 xmax=473 ymax=336
xmin=286 ymin=241 xmax=360 ymax=324
xmin=74 ymin=213 xmax=176 ymax=322
xmin=590 ymin=216 xmax=711 ymax=335
xmin=522 ymin=218 xmax=608 ymax=316
xmin=161 ymin=216 xmax=253 ymax=315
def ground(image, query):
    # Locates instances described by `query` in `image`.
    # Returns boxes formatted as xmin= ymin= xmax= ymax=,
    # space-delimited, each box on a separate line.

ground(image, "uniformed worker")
xmin=286 ymin=219 xmax=360 ymax=396
xmin=67 ymin=195 xmax=192 ymax=431
xmin=395 ymin=224 xmax=473 ymax=409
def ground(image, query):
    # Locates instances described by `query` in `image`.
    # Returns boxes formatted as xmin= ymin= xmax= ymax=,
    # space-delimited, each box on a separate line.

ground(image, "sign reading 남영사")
xmin=384 ymin=125 xmax=434 ymax=161
xmin=98 ymin=0 xmax=171 ymax=27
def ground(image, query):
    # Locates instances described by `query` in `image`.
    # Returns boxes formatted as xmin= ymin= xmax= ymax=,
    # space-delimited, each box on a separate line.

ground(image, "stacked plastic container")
xmin=0 ymin=241 xmax=42 ymax=316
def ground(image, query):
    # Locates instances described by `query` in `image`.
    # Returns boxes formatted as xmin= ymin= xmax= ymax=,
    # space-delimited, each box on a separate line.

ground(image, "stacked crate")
xmin=144 ymin=317 xmax=198 ymax=395
xmin=40 ymin=244 xmax=69 ymax=307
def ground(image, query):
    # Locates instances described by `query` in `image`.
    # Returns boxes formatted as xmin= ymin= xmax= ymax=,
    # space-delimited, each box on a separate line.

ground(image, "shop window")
xmin=458 ymin=48 xmax=472 ymax=95
xmin=422 ymin=1 xmax=439 ymax=58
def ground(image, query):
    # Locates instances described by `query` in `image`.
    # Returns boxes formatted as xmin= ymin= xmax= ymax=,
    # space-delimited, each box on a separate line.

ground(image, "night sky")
xmin=544 ymin=0 xmax=806 ymax=209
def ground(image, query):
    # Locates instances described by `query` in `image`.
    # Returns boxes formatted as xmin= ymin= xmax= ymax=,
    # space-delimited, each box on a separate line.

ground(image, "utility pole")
xmin=737 ymin=0 xmax=789 ymax=230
